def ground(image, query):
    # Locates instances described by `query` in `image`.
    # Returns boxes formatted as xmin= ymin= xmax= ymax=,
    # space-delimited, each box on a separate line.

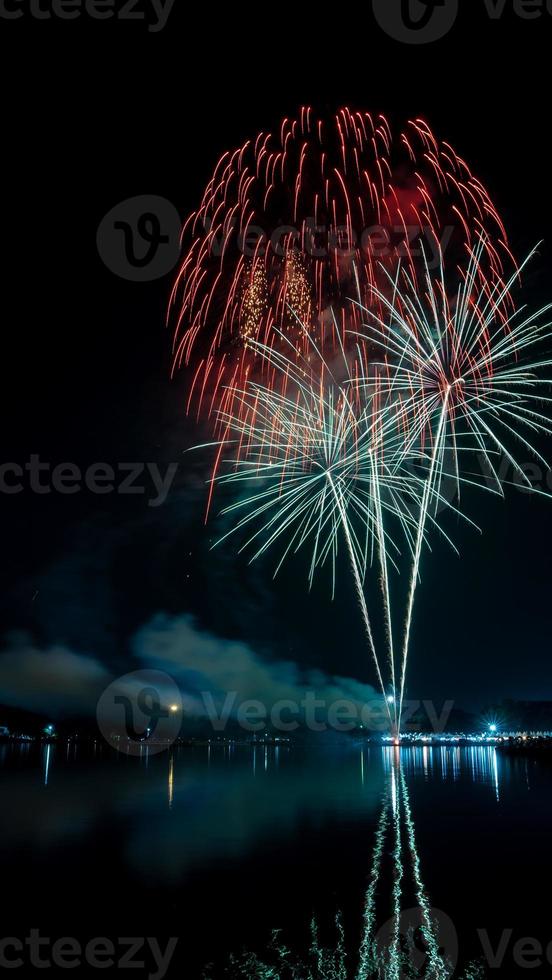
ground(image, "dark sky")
xmin=0 ymin=2 xmax=551 ymax=715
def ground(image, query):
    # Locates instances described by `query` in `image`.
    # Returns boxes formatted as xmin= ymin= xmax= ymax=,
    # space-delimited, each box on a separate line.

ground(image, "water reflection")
xmin=0 ymin=739 xmax=507 ymax=810
xmin=168 ymin=753 xmax=174 ymax=809
xmin=43 ymin=743 xmax=52 ymax=787
xmin=205 ymin=750 xmax=480 ymax=979
xmin=382 ymin=744 xmax=501 ymax=799
xmin=0 ymin=740 xmax=547 ymax=978
xmin=358 ymin=752 xmax=458 ymax=979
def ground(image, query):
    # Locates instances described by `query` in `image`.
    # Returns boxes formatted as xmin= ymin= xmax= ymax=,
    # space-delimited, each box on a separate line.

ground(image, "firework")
xmin=171 ymin=108 xmax=514 ymax=424
xmin=355 ymin=240 xmax=552 ymax=730
xmin=179 ymin=111 xmax=551 ymax=738
xmin=199 ymin=332 xmax=470 ymax=730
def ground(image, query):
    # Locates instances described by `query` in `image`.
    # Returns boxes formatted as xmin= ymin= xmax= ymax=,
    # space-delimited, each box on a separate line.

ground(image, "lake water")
xmin=0 ymin=741 xmax=550 ymax=978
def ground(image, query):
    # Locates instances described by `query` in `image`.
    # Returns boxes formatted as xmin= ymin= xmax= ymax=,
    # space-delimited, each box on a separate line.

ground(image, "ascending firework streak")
xmin=356 ymin=239 xmax=552 ymax=732
xmin=198 ymin=330 xmax=471 ymax=733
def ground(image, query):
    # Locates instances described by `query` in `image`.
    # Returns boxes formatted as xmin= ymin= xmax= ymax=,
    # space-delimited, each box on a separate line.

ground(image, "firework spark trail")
xmin=371 ymin=462 xmax=398 ymax=732
xmin=356 ymin=757 xmax=451 ymax=980
xmin=198 ymin=322 xmax=482 ymax=726
xmin=207 ymin=381 xmax=399 ymax=717
xmin=198 ymin=328 xmax=470 ymax=724
xmin=298 ymin=319 xmax=395 ymax=723
xmin=327 ymin=471 xmax=392 ymax=726
xmin=355 ymin=240 xmax=552 ymax=732
xmin=389 ymin=759 xmax=403 ymax=980
xmin=399 ymin=768 xmax=448 ymax=978
xmin=356 ymin=796 xmax=390 ymax=980
xmin=398 ymin=395 xmax=449 ymax=732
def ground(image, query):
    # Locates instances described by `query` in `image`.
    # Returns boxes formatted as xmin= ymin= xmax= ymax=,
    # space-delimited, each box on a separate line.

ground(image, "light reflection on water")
xmin=0 ymin=739 xmax=517 ymax=876
xmin=381 ymin=745 xmax=502 ymax=799
xmin=0 ymin=740 xmax=513 ymax=802
xmin=0 ymin=738 xmax=548 ymax=978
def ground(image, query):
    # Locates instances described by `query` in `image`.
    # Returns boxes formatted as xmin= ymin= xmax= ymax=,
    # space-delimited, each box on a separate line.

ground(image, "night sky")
xmin=1 ymin=3 xmax=551 ymax=717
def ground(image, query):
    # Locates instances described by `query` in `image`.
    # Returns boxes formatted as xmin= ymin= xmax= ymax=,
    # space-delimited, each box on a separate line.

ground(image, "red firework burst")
xmin=170 ymin=106 xmax=516 ymax=425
